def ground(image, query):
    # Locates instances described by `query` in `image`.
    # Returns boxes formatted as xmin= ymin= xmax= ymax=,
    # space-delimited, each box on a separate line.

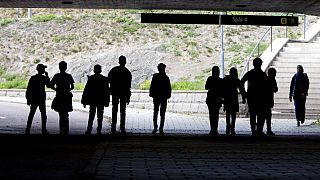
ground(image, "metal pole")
xmin=285 ymin=26 xmax=288 ymax=38
xmin=16 ymin=8 xmax=19 ymax=18
xmin=27 ymin=8 xmax=32 ymax=19
xmin=219 ymin=15 xmax=225 ymax=78
xmin=304 ymin=14 xmax=307 ymax=39
xmin=270 ymin=26 xmax=273 ymax=52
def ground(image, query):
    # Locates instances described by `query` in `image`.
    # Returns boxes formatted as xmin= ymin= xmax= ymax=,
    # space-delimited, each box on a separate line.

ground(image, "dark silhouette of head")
xmin=297 ymin=65 xmax=304 ymax=73
xmin=94 ymin=64 xmax=102 ymax=74
xmin=157 ymin=63 xmax=166 ymax=74
xmin=36 ymin=64 xmax=47 ymax=74
xmin=229 ymin=67 xmax=238 ymax=78
xmin=119 ymin=55 xmax=126 ymax=67
xmin=212 ymin=66 xmax=220 ymax=77
xmin=59 ymin=61 xmax=67 ymax=73
xmin=268 ymin=67 xmax=277 ymax=78
xmin=253 ymin=58 xmax=263 ymax=69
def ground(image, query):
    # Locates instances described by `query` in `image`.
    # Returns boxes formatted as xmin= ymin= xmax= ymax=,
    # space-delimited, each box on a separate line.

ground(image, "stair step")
xmin=286 ymin=43 xmax=320 ymax=47
xmin=272 ymin=62 xmax=320 ymax=67
xmin=282 ymin=47 xmax=320 ymax=53
xmin=272 ymin=112 xmax=320 ymax=119
xmin=275 ymin=57 xmax=320 ymax=63
xmin=279 ymin=52 xmax=320 ymax=58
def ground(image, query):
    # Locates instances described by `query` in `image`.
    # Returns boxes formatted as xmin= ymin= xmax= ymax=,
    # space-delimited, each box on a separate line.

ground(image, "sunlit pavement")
xmin=1 ymin=97 xmax=320 ymax=179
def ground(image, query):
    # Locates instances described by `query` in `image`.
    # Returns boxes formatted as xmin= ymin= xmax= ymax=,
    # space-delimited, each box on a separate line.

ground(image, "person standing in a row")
xmin=149 ymin=63 xmax=172 ymax=135
xmin=205 ymin=66 xmax=224 ymax=135
xmin=289 ymin=65 xmax=309 ymax=127
xmin=51 ymin=61 xmax=75 ymax=135
xmin=223 ymin=67 xmax=246 ymax=135
xmin=25 ymin=64 xmax=51 ymax=135
xmin=81 ymin=64 xmax=110 ymax=135
xmin=108 ymin=55 xmax=132 ymax=135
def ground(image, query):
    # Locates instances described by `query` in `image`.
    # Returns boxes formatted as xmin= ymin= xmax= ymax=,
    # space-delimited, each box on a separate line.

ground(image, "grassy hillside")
xmin=0 ymin=8 xmax=316 ymax=89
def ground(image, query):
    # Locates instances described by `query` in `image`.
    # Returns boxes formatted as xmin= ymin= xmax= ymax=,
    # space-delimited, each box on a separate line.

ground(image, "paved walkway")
xmin=0 ymin=96 xmax=319 ymax=136
xmin=1 ymin=97 xmax=320 ymax=179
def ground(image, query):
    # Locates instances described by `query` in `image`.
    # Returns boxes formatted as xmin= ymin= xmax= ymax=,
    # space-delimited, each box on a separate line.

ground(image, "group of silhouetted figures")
xmin=25 ymin=56 xmax=309 ymax=137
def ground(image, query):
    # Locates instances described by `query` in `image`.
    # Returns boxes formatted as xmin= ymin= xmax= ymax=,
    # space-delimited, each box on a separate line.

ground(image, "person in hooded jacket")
xmin=289 ymin=65 xmax=309 ymax=127
xmin=149 ymin=63 xmax=172 ymax=135
xmin=81 ymin=64 xmax=110 ymax=135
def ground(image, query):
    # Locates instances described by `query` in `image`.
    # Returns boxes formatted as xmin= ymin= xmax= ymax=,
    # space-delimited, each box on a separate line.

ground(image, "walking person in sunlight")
xmin=222 ymin=67 xmax=246 ymax=135
xmin=265 ymin=67 xmax=278 ymax=135
xmin=289 ymin=65 xmax=309 ymax=127
xmin=81 ymin=64 xmax=110 ymax=135
xmin=51 ymin=61 xmax=75 ymax=135
xmin=108 ymin=55 xmax=132 ymax=135
xmin=25 ymin=64 xmax=51 ymax=135
xmin=205 ymin=66 xmax=224 ymax=136
xmin=149 ymin=63 xmax=172 ymax=136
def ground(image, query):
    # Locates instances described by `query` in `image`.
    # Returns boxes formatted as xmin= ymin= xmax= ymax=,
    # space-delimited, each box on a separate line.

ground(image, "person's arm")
xmin=167 ymin=76 xmax=172 ymax=99
xmin=289 ymin=75 xmax=295 ymax=102
xmin=305 ymin=74 xmax=309 ymax=95
xmin=205 ymin=77 xmax=210 ymax=90
xmin=149 ymin=76 xmax=155 ymax=98
xmin=238 ymin=79 xmax=247 ymax=103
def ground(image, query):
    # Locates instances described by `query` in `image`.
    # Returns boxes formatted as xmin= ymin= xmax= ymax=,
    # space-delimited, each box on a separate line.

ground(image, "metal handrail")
xmin=240 ymin=26 xmax=272 ymax=78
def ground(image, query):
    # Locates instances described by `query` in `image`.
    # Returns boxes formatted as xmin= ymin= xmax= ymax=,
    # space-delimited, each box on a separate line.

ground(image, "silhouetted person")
xmin=81 ymin=64 xmax=110 ymax=135
xmin=51 ymin=61 xmax=74 ymax=135
xmin=265 ymin=68 xmax=278 ymax=135
xmin=149 ymin=63 xmax=172 ymax=135
xmin=108 ymin=55 xmax=132 ymax=135
xmin=241 ymin=58 xmax=268 ymax=137
xmin=289 ymin=65 xmax=309 ymax=127
xmin=25 ymin=64 xmax=50 ymax=135
xmin=223 ymin=67 xmax=246 ymax=135
xmin=205 ymin=66 xmax=223 ymax=135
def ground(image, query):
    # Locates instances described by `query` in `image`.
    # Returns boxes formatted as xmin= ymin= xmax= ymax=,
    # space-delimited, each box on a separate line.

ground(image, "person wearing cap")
xmin=81 ymin=64 xmax=110 ymax=135
xmin=149 ymin=63 xmax=172 ymax=135
xmin=51 ymin=61 xmax=75 ymax=135
xmin=108 ymin=55 xmax=132 ymax=135
xmin=25 ymin=63 xmax=51 ymax=135
xmin=289 ymin=65 xmax=309 ymax=127
xmin=265 ymin=67 xmax=278 ymax=135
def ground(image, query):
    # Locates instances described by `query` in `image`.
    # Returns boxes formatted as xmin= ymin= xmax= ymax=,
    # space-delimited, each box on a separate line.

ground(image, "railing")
xmin=240 ymin=14 xmax=311 ymax=78
xmin=240 ymin=26 xmax=272 ymax=78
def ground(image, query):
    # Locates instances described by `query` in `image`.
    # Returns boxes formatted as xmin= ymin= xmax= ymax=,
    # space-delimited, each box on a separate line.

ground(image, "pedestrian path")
xmin=0 ymin=96 xmax=319 ymax=136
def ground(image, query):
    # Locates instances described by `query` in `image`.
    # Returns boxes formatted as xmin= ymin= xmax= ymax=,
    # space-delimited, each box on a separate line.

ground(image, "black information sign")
xmin=141 ymin=13 xmax=298 ymax=26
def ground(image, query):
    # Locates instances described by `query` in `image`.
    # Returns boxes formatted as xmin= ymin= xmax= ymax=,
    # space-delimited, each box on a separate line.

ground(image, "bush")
xmin=0 ymin=78 xmax=27 ymax=89
xmin=32 ymin=14 xmax=57 ymax=22
xmin=0 ymin=18 xmax=14 ymax=26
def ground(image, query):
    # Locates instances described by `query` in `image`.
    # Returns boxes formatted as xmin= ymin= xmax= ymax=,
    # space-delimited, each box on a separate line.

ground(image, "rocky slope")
xmin=0 ymin=9 xmax=316 ymax=88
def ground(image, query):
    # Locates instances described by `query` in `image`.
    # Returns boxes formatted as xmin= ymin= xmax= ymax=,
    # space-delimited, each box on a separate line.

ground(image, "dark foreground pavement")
xmin=1 ymin=134 xmax=320 ymax=179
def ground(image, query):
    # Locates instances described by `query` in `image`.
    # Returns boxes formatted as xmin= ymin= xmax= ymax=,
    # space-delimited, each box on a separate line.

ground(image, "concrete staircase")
xmin=270 ymin=36 xmax=320 ymax=119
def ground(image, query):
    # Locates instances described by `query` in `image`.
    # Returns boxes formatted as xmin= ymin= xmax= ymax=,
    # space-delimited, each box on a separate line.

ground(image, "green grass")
xmin=171 ymin=79 xmax=205 ymax=90
xmin=0 ymin=18 xmax=14 ymax=26
xmin=138 ymin=80 xmax=151 ymax=90
xmin=32 ymin=14 xmax=57 ymax=22
xmin=311 ymin=119 xmax=320 ymax=125
xmin=74 ymin=83 xmax=85 ymax=90
xmin=138 ymin=79 xmax=205 ymax=90
xmin=228 ymin=43 xmax=242 ymax=52
xmin=0 ymin=74 xmax=27 ymax=89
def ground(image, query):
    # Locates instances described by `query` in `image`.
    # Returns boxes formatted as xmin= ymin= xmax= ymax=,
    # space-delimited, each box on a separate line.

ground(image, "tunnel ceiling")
xmin=0 ymin=0 xmax=320 ymax=16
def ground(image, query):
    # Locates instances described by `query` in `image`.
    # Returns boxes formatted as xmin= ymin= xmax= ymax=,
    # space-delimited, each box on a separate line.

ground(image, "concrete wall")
xmin=0 ymin=89 xmax=248 ymax=116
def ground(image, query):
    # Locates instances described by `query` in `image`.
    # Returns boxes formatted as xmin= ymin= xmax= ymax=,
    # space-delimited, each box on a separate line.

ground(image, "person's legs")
xmin=207 ymin=104 xmax=220 ymax=135
xmin=39 ymin=101 xmax=48 ymax=134
xmin=111 ymin=97 xmax=119 ymax=133
xmin=119 ymin=98 xmax=127 ymax=134
xmin=301 ymin=98 xmax=306 ymax=124
xmin=225 ymin=111 xmax=231 ymax=135
xmin=230 ymin=112 xmax=237 ymax=135
xmin=26 ymin=104 xmax=38 ymax=134
xmin=59 ymin=111 xmax=69 ymax=135
xmin=256 ymin=108 xmax=266 ymax=136
xmin=96 ymin=105 xmax=104 ymax=135
xmin=249 ymin=110 xmax=257 ymax=136
xmin=152 ymin=99 xmax=160 ymax=134
xmin=265 ymin=108 xmax=275 ymax=135
xmin=159 ymin=100 xmax=167 ymax=135
xmin=294 ymin=97 xmax=303 ymax=126
xmin=86 ymin=105 xmax=96 ymax=135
